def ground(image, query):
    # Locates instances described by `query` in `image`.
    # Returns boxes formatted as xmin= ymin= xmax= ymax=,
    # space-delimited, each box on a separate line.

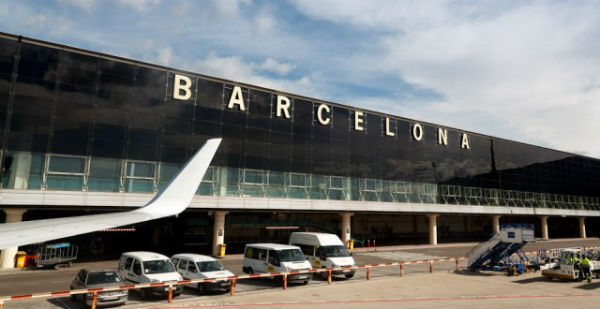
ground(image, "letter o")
xmin=412 ymin=123 xmax=423 ymax=141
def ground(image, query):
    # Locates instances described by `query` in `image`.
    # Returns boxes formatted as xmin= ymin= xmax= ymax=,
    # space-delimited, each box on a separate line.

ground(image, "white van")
xmin=117 ymin=252 xmax=183 ymax=298
xmin=289 ymin=232 xmax=356 ymax=279
xmin=171 ymin=253 xmax=234 ymax=293
xmin=242 ymin=243 xmax=312 ymax=284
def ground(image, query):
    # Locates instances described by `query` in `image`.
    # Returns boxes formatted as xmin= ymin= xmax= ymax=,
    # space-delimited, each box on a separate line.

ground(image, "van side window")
xmin=133 ymin=260 xmax=142 ymax=275
xmin=268 ymin=252 xmax=280 ymax=266
xmin=295 ymin=244 xmax=314 ymax=256
xmin=255 ymin=248 xmax=267 ymax=261
xmin=245 ymin=247 xmax=254 ymax=259
xmin=123 ymin=257 xmax=133 ymax=271
xmin=188 ymin=263 xmax=198 ymax=273
xmin=315 ymin=247 xmax=326 ymax=260
xmin=178 ymin=259 xmax=188 ymax=271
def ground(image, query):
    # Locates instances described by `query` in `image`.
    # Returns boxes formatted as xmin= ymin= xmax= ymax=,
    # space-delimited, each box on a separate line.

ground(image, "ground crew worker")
xmin=581 ymin=254 xmax=592 ymax=282
xmin=566 ymin=253 xmax=574 ymax=264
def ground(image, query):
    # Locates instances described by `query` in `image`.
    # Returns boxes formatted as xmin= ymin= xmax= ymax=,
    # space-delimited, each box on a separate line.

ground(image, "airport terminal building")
xmin=1 ymin=33 xmax=599 ymax=267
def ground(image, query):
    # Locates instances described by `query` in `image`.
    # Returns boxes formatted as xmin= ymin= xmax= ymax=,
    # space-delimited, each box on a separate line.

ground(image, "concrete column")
xmin=428 ymin=214 xmax=438 ymax=245
xmin=212 ymin=211 xmax=229 ymax=257
xmin=540 ymin=216 xmax=549 ymax=240
xmin=340 ymin=212 xmax=353 ymax=246
xmin=491 ymin=215 xmax=501 ymax=234
xmin=579 ymin=217 xmax=586 ymax=239
xmin=0 ymin=208 xmax=27 ymax=269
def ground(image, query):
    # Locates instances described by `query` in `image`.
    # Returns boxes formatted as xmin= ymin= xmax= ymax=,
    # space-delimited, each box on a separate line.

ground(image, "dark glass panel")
xmin=129 ymin=128 xmax=158 ymax=145
xmin=130 ymin=95 xmax=163 ymax=113
xmin=161 ymin=146 xmax=187 ymax=163
xmin=164 ymin=117 xmax=191 ymax=134
xmin=165 ymin=101 xmax=194 ymax=119
xmin=196 ymin=78 xmax=222 ymax=109
xmin=133 ymin=66 xmax=166 ymax=98
xmin=0 ymin=38 xmax=17 ymax=76
xmin=292 ymin=99 xmax=312 ymax=137
xmin=193 ymin=120 xmax=219 ymax=137
xmin=129 ymin=111 xmax=161 ymax=130
xmin=93 ymin=123 xmax=125 ymax=142
xmin=57 ymin=84 xmax=95 ymax=105
xmin=91 ymin=140 xmax=124 ymax=158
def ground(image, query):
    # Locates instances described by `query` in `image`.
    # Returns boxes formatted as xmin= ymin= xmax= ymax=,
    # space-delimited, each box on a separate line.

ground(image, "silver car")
xmin=70 ymin=269 xmax=128 ymax=307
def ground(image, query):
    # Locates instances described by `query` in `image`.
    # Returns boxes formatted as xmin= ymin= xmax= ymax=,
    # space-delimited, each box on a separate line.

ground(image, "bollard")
xmin=400 ymin=263 xmax=404 ymax=277
xmin=327 ymin=269 xmax=332 ymax=285
xmin=283 ymin=274 xmax=288 ymax=290
xmin=429 ymin=261 xmax=433 ymax=273
xmin=367 ymin=240 xmax=370 ymax=248
xmin=0 ymin=300 xmax=4 ymax=309
xmin=230 ymin=279 xmax=236 ymax=296
xmin=168 ymin=285 xmax=173 ymax=303
xmin=455 ymin=258 xmax=459 ymax=271
xmin=91 ymin=291 xmax=98 ymax=309
xmin=367 ymin=267 xmax=371 ymax=280
xmin=373 ymin=240 xmax=376 ymax=249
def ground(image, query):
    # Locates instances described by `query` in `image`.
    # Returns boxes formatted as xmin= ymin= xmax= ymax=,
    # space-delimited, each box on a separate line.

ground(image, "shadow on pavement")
xmin=575 ymin=282 xmax=600 ymax=290
xmin=452 ymin=269 xmax=497 ymax=277
xmin=512 ymin=276 xmax=562 ymax=284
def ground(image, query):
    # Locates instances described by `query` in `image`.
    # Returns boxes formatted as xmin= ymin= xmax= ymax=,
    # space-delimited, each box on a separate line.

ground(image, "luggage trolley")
xmin=35 ymin=242 xmax=78 ymax=269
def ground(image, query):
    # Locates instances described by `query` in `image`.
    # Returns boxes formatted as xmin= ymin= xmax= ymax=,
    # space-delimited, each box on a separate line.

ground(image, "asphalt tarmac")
xmin=1 ymin=238 xmax=599 ymax=309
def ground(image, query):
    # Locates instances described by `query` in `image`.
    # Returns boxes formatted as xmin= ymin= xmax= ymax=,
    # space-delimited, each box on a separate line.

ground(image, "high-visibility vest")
xmin=582 ymin=258 xmax=591 ymax=267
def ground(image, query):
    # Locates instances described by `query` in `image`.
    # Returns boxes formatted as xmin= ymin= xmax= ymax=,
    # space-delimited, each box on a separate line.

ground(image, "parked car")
xmin=70 ymin=269 xmax=128 ymax=307
xmin=117 ymin=252 xmax=183 ymax=298
xmin=242 ymin=243 xmax=312 ymax=284
xmin=171 ymin=253 xmax=234 ymax=293
xmin=289 ymin=232 xmax=356 ymax=279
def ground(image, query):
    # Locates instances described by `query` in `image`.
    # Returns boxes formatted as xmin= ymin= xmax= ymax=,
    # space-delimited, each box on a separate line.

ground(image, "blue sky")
xmin=1 ymin=0 xmax=600 ymax=157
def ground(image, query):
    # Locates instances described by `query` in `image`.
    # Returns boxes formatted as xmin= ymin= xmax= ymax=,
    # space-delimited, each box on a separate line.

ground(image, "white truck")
xmin=542 ymin=248 xmax=599 ymax=282
xmin=289 ymin=232 xmax=356 ymax=279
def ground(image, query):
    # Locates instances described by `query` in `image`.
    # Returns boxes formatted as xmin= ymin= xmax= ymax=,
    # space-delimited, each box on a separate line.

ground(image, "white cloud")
xmin=57 ymin=0 xmax=97 ymax=11
xmin=258 ymin=58 xmax=294 ymax=75
xmin=292 ymin=0 xmax=600 ymax=157
xmin=190 ymin=51 xmax=316 ymax=96
xmin=116 ymin=0 xmax=161 ymax=12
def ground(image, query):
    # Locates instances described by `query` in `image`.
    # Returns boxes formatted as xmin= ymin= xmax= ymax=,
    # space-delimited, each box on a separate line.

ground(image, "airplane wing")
xmin=0 ymin=138 xmax=222 ymax=250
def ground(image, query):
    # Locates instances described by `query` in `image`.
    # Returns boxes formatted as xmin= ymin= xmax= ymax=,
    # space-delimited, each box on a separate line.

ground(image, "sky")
xmin=1 ymin=0 xmax=599 ymax=158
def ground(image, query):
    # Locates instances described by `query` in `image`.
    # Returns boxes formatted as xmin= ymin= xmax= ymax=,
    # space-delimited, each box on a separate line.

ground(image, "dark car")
xmin=70 ymin=269 xmax=128 ymax=307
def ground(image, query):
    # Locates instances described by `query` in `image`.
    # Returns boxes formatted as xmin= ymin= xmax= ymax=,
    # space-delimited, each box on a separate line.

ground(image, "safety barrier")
xmin=0 ymin=256 xmax=465 ymax=309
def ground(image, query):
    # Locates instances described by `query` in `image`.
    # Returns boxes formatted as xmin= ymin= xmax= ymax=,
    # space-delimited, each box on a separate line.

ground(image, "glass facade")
xmin=0 ymin=34 xmax=599 ymax=211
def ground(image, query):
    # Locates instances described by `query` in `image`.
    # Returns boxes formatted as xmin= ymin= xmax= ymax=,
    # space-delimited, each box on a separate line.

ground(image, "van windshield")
xmin=143 ymin=259 xmax=175 ymax=274
xmin=323 ymin=245 xmax=350 ymax=258
xmin=197 ymin=261 xmax=225 ymax=272
xmin=275 ymin=249 xmax=305 ymax=262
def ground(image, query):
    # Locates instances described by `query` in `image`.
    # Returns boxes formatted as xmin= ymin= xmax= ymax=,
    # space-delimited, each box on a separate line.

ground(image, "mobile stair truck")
xmin=466 ymin=224 xmax=535 ymax=275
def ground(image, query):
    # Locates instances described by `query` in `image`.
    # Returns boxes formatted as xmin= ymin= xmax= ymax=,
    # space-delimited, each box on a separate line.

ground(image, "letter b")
xmin=174 ymin=74 xmax=192 ymax=100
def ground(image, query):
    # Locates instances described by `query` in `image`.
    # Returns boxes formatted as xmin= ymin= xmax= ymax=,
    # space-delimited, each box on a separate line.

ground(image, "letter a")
xmin=228 ymin=86 xmax=246 ymax=111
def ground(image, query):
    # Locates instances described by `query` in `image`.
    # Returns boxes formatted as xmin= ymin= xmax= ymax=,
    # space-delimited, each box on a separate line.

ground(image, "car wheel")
xmin=54 ymin=264 xmax=61 ymax=270
xmin=248 ymin=268 xmax=254 ymax=274
xmin=302 ymin=280 xmax=309 ymax=285
xmin=345 ymin=273 xmax=354 ymax=279
xmin=140 ymin=288 xmax=148 ymax=298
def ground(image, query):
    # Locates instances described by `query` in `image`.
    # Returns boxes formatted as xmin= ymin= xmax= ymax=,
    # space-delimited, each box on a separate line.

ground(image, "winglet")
xmin=135 ymin=138 xmax=222 ymax=217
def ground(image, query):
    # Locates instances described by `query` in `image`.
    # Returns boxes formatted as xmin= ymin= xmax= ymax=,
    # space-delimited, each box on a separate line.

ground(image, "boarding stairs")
xmin=467 ymin=223 xmax=535 ymax=270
